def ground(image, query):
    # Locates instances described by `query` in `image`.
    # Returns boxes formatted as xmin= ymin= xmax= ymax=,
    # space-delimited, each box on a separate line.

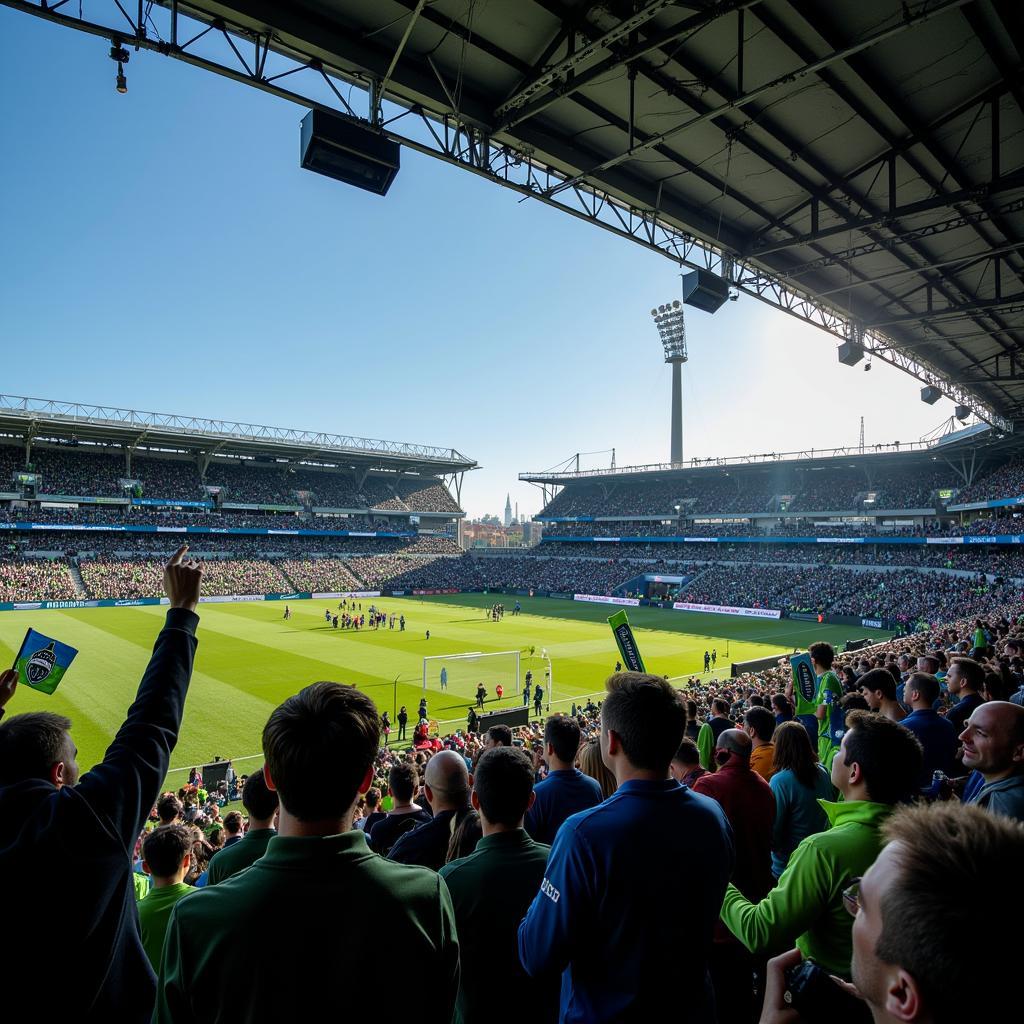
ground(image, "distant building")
xmin=503 ymin=493 xmax=513 ymax=528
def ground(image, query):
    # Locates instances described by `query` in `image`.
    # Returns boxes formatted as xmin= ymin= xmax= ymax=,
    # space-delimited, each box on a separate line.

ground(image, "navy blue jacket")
xmin=0 ymin=608 xmax=199 ymax=1023
xmin=518 ymin=778 xmax=734 ymax=1023
xmin=388 ymin=807 xmax=472 ymax=871
xmin=525 ymin=768 xmax=604 ymax=846
xmin=900 ymin=708 xmax=957 ymax=785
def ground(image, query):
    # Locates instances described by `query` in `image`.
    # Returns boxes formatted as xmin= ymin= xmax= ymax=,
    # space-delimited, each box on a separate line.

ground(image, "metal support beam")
xmin=749 ymin=171 xmax=1024 ymax=257
xmin=495 ymin=0 xmax=716 ymax=121
xmin=866 ymin=293 xmax=1024 ymax=328
xmin=546 ymin=0 xmax=974 ymax=197
xmin=375 ymin=0 xmax=426 ymax=123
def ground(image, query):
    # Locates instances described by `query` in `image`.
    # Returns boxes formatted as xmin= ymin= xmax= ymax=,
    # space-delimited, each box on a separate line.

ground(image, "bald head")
xmin=960 ymin=701 xmax=1024 ymax=780
xmin=423 ymin=750 xmax=470 ymax=811
xmin=717 ymin=729 xmax=752 ymax=759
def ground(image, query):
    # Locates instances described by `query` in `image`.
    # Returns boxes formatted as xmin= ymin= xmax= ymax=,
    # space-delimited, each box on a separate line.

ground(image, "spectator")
xmin=157 ymin=791 xmax=184 ymax=825
xmin=576 ymin=736 xmax=617 ymax=799
xmin=156 ymin=682 xmax=459 ymax=1023
xmin=858 ymin=667 xmax=908 ymax=723
xmin=899 ymin=673 xmax=957 ymax=786
xmin=440 ymin=747 xmax=559 ymax=1024
xmin=524 ymin=715 xmax=603 ymax=845
xmin=358 ymin=787 xmax=384 ymax=833
xmin=768 ymin=721 xmax=835 ymax=879
xmin=709 ymin=697 xmax=732 ymax=745
xmin=760 ymin=802 xmax=1024 ymax=1024
xmin=138 ymin=826 xmax=194 ymax=970
xmin=368 ymin=762 xmax=431 ymax=856
xmin=811 ymin=641 xmax=844 ymax=770
xmin=518 ymin=672 xmax=734 ymax=1024
xmin=771 ymin=693 xmax=793 ymax=727
xmin=0 ymin=545 xmax=201 ymax=1022
xmin=484 ymin=724 xmax=512 ymax=748
xmin=720 ymin=711 xmax=923 ymax=978
xmin=693 ymin=727 xmax=776 ymax=1021
xmin=219 ymin=811 xmax=244 ymax=849
xmin=670 ymin=737 xmax=707 ymax=787
xmin=945 ymin=656 xmax=986 ymax=736
xmin=445 ymin=809 xmax=483 ymax=863
xmin=388 ymin=750 xmax=472 ymax=870
xmin=743 ymin=706 xmax=777 ymax=780
xmin=206 ymin=769 xmax=279 ymax=885
xmin=961 ymin=701 xmax=1024 ymax=821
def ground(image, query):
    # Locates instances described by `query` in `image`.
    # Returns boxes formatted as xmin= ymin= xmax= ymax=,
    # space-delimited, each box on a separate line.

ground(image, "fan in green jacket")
xmin=719 ymin=711 xmax=923 ymax=977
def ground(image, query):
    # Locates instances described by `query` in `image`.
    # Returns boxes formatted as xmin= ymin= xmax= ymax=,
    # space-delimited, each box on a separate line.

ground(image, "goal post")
xmin=423 ymin=650 xmax=521 ymax=698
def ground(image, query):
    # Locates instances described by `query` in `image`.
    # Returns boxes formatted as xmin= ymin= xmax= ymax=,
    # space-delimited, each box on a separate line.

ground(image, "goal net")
xmin=423 ymin=650 xmax=521 ymax=700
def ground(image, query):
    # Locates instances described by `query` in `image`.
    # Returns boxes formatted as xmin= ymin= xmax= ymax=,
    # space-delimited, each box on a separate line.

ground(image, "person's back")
xmin=768 ymin=763 xmax=834 ymax=877
xmin=522 ymin=779 xmax=732 ymax=1022
xmin=692 ymin=734 xmax=775 ymax=904
xmin=519 ymin=673 xmax=734 ymax=1024
xmin=206 ymin=769 xmax=279 ymax=885
xmin=156 ymin=682 xmax=458 ymax=1024
xmin=0 ymin=549 xmax=201 ymax=1023
xmin=525 ymin=715 xmax=603 ymax=845
xmin=138 ymin=825 xmax=195 ymax=971
xmin=440 ymin=747 xmax=559 ymax=1024
xmin=899 ymin=672 xmax=957 ymax=786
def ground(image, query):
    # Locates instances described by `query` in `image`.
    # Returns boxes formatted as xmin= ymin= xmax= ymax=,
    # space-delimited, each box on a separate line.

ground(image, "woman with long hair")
xmin=768 ymin=721 xmax=835 ymax=878
xmin=577 ymin=738 xmax=616 ymax=800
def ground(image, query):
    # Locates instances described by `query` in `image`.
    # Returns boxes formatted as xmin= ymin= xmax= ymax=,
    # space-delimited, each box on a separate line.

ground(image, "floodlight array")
xmin=650 ymin=300 xmax=688 ymax=362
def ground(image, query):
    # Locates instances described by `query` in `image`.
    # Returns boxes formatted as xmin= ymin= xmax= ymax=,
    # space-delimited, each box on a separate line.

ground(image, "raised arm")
xmin=76 ymin=546 xmax=202 ymax=848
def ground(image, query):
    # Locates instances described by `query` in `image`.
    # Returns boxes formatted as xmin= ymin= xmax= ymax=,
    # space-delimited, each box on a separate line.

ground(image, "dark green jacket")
xmin=440 ymin=829 xmax=559 ymax=1024
xmin=206 ymin=828 xmax=275 ymax=886
xmin=156 ymin=830 xmax=459 ymax=1024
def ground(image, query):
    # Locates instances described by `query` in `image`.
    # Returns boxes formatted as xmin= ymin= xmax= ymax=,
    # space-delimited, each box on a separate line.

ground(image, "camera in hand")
xmin=784 ymin=960 xmax=871 ymax=1023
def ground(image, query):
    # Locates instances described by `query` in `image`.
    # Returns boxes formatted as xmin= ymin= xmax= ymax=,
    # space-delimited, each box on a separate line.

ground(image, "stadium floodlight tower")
xmin=651 ymin=300 xmax=688 ymax=465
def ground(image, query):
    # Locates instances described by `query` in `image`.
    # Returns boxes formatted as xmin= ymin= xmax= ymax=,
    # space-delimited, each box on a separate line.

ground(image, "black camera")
xmin=784 ymin=960 xmax=871 ymax=1023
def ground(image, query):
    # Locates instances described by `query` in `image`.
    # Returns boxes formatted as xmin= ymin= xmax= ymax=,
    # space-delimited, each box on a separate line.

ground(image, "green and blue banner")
xmin=608 ymin=609 xmax=645 ymax=673
xmin=14 ymin=629 xmax=79 ymax=695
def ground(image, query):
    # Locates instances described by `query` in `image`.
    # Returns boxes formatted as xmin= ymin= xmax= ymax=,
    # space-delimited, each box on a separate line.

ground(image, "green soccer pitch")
xmin=0 ymin=593 xmax=892 ymax=784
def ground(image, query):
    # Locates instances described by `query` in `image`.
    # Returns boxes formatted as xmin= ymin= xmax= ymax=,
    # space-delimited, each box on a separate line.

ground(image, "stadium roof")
xmin=0 ymin=395 xmax=477 ymax=474
xmin=7 ymin=0 xmax=1023 ymax=428
xmin=519 ymin=424 xmax=1024 ymax=485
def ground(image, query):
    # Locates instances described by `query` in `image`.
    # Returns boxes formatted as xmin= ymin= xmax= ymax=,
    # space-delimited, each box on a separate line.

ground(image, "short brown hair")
xmin=143 ymin=824 xmax=193 ymax=878
xmin=223 ymin=811 xmax=244 ymax=835
xmin=602 ymin=672 xmax=686 ymax=773
xmin=876 ymin=803 xmax=1024 ymax=1020
xmin=842 ymin=710 xmax=922 ymax=805
xmin=950 ymin=656 xmax=985 ymax=691
xmin=262 ymin=682 xmax=379 ymax=821
xmin=0 ymin=711 xmax=72 ymax=785
xmin=388 ymin=761 xmax=418 ymax=803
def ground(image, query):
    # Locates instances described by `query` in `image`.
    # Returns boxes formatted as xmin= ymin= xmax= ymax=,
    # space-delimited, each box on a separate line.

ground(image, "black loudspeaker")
xmin=920 ymin=386 xmax=942 ymax=405
xmin=838 ymin=341 xmax=864 ymax=366
xmin=955 ymin=405 xmax=970 ymax=422
xmin=300 ymin=109 xmax=400 ymax=195
xmin=682 ymin=269 xmax=730 ymax=313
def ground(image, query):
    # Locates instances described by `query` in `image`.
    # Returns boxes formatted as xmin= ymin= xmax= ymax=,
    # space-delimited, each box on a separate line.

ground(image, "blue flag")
xmin=14 ymin=629 xmax=79 ymax=695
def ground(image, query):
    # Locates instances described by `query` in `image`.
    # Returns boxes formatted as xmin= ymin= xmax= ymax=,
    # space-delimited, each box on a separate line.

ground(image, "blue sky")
xmin=0 ymin=10 xmax=957 ymax=517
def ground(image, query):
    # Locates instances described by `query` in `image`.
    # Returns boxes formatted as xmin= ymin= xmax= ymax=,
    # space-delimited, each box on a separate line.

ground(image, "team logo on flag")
xmin=796 ymin=661 xmax=816 ymax=702
xmin=26 ymin=643 xmax=56 ymax=684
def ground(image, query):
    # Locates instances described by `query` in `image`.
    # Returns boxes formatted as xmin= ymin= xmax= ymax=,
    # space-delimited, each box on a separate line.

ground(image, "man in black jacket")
xmin=0 ymin=545 xmax=202 ymax=1023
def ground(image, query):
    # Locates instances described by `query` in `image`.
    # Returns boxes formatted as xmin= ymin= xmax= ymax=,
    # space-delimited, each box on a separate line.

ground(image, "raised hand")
xmin=163 ymin=544 xmax=202 ymax=612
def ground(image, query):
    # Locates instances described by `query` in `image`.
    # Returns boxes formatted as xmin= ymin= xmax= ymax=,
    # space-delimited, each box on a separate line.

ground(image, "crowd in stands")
xmin=953 ymin=457 xmax=1024 ymax=504
xmin=680 ymin=562 xmax=1020 ymax=625
xmin=1 ymin=445 xmax=462 ymax=514
xmin=3 ymin=547 xmax=1022 ymax=1023
xmin=78 ymin=558 xmax=291 ymax=599
xmin=0 ymin=556 xmax=79 ymax=601
xmin=278 ymin=559 xmax=365 ymax=593
xmin=540 ymin=465 xmax=968 ymax=519
xmin=534 ymin=539 xmax=1024 ymax=575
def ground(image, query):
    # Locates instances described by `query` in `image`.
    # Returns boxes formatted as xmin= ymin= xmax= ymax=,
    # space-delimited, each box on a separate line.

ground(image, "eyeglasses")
xmin=842 ymin=878 xmax=863 ymax=917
